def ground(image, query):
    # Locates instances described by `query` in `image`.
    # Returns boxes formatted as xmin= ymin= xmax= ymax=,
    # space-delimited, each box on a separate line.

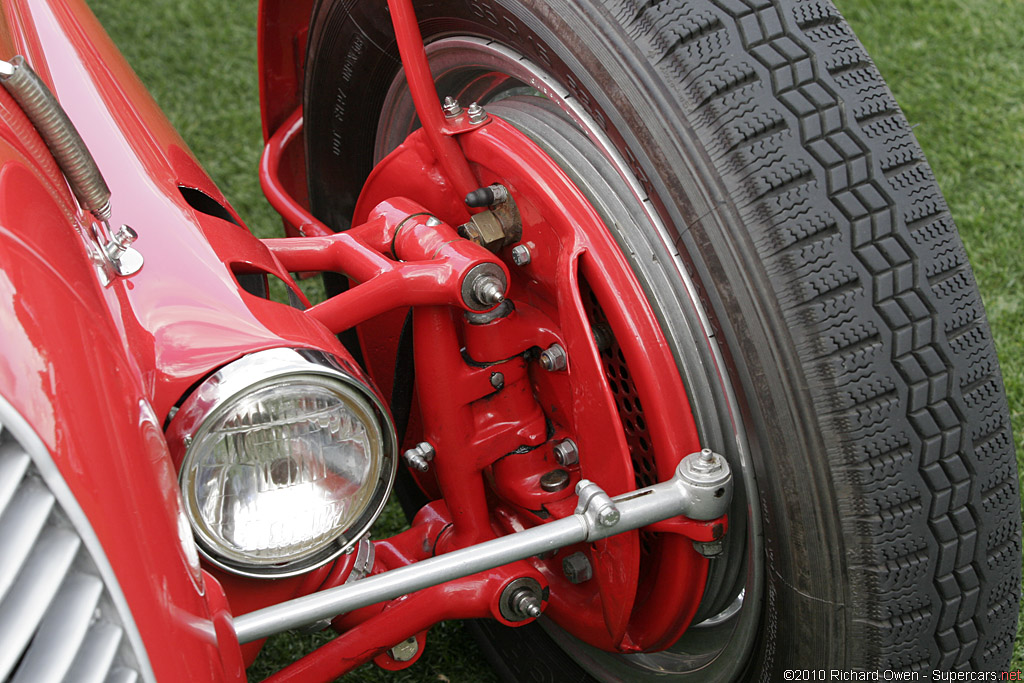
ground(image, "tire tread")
xmin=620 ymin=0 xmax=1018 ymax=670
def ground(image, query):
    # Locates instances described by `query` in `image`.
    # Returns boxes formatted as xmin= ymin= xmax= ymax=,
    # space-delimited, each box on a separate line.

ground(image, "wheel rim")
xmin=372 ymin=36 xmax=765 ymax=679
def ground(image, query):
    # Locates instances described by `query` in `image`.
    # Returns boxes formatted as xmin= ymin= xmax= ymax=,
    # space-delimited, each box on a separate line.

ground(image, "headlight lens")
xmin=168 ymin=349 xmax=396 ymax=577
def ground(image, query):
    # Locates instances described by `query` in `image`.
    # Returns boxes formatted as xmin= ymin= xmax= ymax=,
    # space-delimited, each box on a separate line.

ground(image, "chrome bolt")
xmin=467 ymin=101 xmax=488 ymax=124
xmin=510 ymin=588 xmax=543 ymax=619
xmin=490 ymin=372 xmax=504 ymax=390
xmin=388 ymin=636 xmax=419 ymax=662
xmin=510 ymin=244 xmax=531 ymax=266
xmin=425 ymin=215 xmax=442 ymax=227
xmin=597 ymin=506 xmax=621 ymax=528
xmin=403 ymin=442 xmax=435 ymax=472
xmin=562 ymin=552 xmax=593 ymax=584
xmin=442 ymin=96 xmax=462 ymax=118
xmin=540 ymin=469 xmax=570 ymax=492
xmin=539 ymin=343 xmax=567 ymax=372
xmin=553 ymin=438 xmax=579 ymax=467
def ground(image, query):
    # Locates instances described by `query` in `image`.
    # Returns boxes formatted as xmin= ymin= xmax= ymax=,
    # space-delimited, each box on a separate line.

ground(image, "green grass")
xmin=84 ymin=0 xmax=1023 ymax=678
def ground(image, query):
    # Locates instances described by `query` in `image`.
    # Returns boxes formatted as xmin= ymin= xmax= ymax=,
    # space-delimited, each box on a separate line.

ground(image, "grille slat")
xmin=69 ymin=620 xmax=123 ymax=683
xmin=11 ymin=572 xmax=105 ymax=683
xmin=0 ymin=413 xmax=151 ymax=682
xmin=0 ymin=526 xmax=80 ymax=678
xmin=0 ymin=439 xmax=31 ymax=514
xmin=0 ymin=479 xmax=56 ymax=603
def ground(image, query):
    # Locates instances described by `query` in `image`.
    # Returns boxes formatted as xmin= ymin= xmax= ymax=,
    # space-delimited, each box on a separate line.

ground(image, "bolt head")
xmin=553 ymin=438 xmax=579 ymax=466
xmin=539 ymin=343 xmax=567 ymax=372
xmin=442 ymin=96 xmax=462 ymax=118
xmin=597 ymin=507 xmax=620 ymax=528
xmin=511 ymin=244 xmax=532 ymax=266
xmin=490 ymin=372 xmax=505 ymax=390
xmin=467 ymin=101 xmax=488 ymax=124
xmin=561 ymin=551 xmax=593 ymax=584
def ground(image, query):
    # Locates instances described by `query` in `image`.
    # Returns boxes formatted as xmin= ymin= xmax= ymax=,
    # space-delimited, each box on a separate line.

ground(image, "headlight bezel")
xmin=166 ymin=348 xmax=397 ymax=578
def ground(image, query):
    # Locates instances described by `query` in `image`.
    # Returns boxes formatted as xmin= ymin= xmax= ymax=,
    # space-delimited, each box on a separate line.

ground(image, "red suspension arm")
xmin=386 ymin=0 xmax=480 ymax=200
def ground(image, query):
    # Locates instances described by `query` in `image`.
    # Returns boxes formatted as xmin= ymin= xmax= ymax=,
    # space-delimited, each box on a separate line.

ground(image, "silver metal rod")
xmin=232 ymin=452 xmax=731 ymax=644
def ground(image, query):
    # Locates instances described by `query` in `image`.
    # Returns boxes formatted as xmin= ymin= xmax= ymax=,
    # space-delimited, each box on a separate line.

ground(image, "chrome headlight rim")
xmin=166 ymin=347 xmax=397 ymax=579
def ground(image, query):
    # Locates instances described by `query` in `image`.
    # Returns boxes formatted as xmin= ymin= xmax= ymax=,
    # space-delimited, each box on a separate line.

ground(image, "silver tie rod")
xmin=233 ymin=449 xmax=732 ymax=644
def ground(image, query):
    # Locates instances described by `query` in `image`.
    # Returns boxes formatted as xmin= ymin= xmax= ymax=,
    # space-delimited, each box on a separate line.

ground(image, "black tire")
xmin=303 ymin=0 xmax=1021 ymax=678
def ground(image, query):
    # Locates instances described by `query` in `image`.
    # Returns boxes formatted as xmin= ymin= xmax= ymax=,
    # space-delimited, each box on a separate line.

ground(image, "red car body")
xmin=0 ymin=0 xmax=351 ymax=678
xmin=1 ymin=0 xmax=1017 ymax=680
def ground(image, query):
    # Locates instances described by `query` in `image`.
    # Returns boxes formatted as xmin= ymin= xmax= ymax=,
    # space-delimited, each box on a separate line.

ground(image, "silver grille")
xmin=0 ymin=413 xmax=152 ymax=683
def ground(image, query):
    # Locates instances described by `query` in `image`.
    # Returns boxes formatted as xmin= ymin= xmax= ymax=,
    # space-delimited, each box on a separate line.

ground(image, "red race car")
xmin=0 ymin=0 xmax=1018 ymax=681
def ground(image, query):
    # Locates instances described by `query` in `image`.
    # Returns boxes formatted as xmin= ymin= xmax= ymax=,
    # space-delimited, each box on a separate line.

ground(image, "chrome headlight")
xmin=166 ymin=348 xmax=396 ymax=577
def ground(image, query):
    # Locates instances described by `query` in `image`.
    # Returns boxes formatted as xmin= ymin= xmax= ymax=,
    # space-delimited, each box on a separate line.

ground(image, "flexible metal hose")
xmin=0 ymin=56 xmax=111 ymax=222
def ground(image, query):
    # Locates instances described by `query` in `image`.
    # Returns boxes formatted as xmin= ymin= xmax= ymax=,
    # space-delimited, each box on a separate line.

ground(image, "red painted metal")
xmin=0 ymin=0 xmax=725 ymax=674
xmin=0 ymin=146 xmax=240 ymax=680
xmin=0 ymin=0 xmax=382 ymax=677
xmin=259 ymin=108 xmax=331 ymax=238
xmin=1 ymin=0 xmax=353 ymax=421
xmin=327 ymin=110 xmax=707 ymax=650
xmin=264 ymin=502 xmax=548 ymax=682
xmin=256 ymin=37 xmax=712 ymax=657
xmin=263 ymin=196 xmax=511 ymax=333
xmin=386 ymin=0 xmax=481 ymax=203
xmin=257 ymin=0 xmax=313 ymax=140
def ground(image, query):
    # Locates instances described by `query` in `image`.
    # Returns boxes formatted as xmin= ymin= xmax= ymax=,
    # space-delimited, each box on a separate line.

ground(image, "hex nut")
xmin=511 ymin=244 xmax=531 ymax=266
xmin=539 ymin=343 xmax=567 ymax=372
xmin=442 ymin=96 xmax=462 ymax=118
xmin=683 ymin=448 xmax=725 ymax=479
xmin=467 ymin=102 xmax=487 ymax=124
xmin=553 ymin=438 xmax=579 ymax=466
xmin=562 ymin=552 xmax=593 ymax=584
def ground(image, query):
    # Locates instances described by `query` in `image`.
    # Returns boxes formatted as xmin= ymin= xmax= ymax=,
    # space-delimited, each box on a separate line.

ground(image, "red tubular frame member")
xmin=385 ymin=0 xmax=481 ymax=201
xmin=265 ymin=196 xmax=511 ymax=332
xmin=262 ymin=504 xmax=547 ymax=683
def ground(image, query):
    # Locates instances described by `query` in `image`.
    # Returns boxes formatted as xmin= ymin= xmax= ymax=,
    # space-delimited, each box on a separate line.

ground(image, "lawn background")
xmin=84 ymin=0 xmax=1024 ymax=678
